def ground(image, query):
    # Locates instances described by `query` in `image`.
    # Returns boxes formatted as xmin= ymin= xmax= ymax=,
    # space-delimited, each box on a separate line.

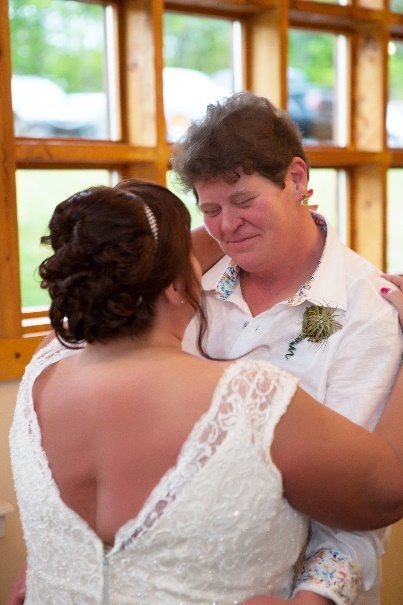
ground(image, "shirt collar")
xmin=202 ymin=213 xmax=348 ymax=311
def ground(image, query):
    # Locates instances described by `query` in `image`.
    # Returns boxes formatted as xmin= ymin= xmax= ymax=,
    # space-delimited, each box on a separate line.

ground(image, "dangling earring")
xmin=301 ymin=189 xmax=314 ymax=206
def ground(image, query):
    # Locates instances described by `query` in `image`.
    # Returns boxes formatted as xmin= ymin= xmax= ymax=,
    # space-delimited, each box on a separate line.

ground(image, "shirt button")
xmin=242 ymin=321 xmax=249 ymax=329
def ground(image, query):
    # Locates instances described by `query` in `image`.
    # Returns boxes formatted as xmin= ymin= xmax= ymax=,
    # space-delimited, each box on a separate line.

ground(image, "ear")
xmin=163 ymin=281 xmax=185 ymax=307
xmin=288 ymin=157 xmax=308 ymax=190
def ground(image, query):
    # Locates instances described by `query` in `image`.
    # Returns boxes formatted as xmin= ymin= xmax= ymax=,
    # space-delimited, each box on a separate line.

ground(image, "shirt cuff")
xmin=293 ymin=549 xmax=363 ymax=605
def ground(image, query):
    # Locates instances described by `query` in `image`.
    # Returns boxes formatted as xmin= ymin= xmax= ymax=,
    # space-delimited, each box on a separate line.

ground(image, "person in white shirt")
xmin=171 ymin=92 xmax=403 ymax=605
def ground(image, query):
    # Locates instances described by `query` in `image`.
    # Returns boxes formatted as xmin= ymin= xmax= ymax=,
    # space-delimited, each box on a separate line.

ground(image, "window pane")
xmin=9 ymin=0 xmax=116 ymax=140
xmin=17 ymin=170 xmax=113 ymax=309
xmin=288 ymin=30 xmax=343 ymax=145
xmin=357 ymin=0 xmax=383 ymax=8
xmin=387 ymin=40 xmax=403 ymax=148
xmin=387 ymin=170 xmax=403 ymax=273
xmin=309 ymin=169 xmax=341 ymax=234
xmin=163 ymin=12 xmax=240 ymax=142
xmin=390 ymin=0 xmax=403 ymax=11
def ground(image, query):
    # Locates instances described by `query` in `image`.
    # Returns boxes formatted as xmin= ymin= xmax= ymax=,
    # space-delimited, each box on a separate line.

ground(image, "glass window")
xmin=387 ymin=40 xmax=403 ymax=148
xmin=390 ymin=0 xmax=403 ymax=12
xmin=163 ymin=12 xmax=241 ymax=142
xmin=288 ymin=29 xmax=346 ymax=146
xmin=9 ymin=0 xmax=118 ymax=140
xmin=309 ymin=168 xmax=345 ymax=236
xmin=387 ymin=169 xmax=403 ymax=273
xmin=17 ymin=169 xmax=113 ymax=309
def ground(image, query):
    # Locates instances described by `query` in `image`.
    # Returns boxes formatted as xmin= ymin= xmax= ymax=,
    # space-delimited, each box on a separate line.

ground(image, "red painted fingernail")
xmin=381 ymin=287 xmax=391 ymax=294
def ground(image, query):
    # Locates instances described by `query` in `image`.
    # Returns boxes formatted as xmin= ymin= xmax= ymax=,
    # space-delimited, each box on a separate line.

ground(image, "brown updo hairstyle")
xmin=39 ymin=179 xmax=207 ymax=352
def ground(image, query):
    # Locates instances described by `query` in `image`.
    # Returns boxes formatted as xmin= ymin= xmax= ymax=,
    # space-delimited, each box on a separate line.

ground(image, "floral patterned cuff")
xmin=293 ymin=549 xmax=363 ymax=605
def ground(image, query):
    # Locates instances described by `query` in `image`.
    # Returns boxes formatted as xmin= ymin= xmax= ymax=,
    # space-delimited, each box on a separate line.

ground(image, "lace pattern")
xmin=10 ymin=339 xmax=308 ymax=604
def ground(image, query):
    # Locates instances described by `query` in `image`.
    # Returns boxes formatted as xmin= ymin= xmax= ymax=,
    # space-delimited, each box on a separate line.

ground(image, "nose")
xmin=220 ymin=206 xmax=242 ymax=234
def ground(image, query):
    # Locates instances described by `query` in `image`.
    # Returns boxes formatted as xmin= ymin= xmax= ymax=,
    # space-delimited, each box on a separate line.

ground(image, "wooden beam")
xmin=0 ymin=3 xmax=22 ymax=338
xmin=15 ymin=140 xmax=157 ymax=166
xmin=0 ymin=337 xmax=42 ymax=381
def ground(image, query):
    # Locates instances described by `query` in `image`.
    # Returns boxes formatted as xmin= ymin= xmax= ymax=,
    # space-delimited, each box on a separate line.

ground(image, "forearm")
xmin=292 ymin=284 xmax=402 ymax=603
xmin=6 ymin=563 xmax=26 ymax=605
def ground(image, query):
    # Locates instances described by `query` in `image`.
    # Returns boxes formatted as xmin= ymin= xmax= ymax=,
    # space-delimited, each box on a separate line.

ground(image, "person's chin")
xmin=227 ymin=250 xmax=258 ymax=271
xmin=225 ymin=236 xmax=257 ymax=255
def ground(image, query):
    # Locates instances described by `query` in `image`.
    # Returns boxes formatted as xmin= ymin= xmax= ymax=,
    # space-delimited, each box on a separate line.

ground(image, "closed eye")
xmin=234 ymin=197 xmax=256 ymax=207
xmin=200 ymin=205 xmax=221 ymax=217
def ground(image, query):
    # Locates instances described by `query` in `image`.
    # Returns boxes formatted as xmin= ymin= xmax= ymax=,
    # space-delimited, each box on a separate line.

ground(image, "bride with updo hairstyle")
xmin=38 ymin=180 xmax=207 ymax=348
xmin=8 ymin=179 xmax=403 ymax=605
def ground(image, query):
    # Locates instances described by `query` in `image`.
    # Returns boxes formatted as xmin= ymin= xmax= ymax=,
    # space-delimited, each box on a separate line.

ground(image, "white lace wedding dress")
xmin=10 ymin=339 xmax=308 ymax=604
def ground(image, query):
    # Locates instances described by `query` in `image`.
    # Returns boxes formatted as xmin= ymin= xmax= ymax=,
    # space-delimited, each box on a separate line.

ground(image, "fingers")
xmin=381 ymin=274 xmax=403 ymax=289
xmin=380 ymin=274 xmax=403 ymax=328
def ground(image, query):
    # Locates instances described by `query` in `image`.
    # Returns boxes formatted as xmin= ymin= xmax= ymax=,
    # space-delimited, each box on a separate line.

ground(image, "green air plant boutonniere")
xmin=286 ymin=304 xmax=342 ymax=359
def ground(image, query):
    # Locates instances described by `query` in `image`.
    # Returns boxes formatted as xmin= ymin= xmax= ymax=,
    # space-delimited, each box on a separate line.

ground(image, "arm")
xmin=271 ymin=383 xmax=403 ymax=531
xmin=191 ymin=225 xmax=224 ymax=273
xmin=241 ymin=367 xmax=403 ymax=605
xmin=6 ymin=564 xmax=26 ymax=605
xmin=245 ymin=277 xmax=403 ymax=605
xmin=380 ymin=273 xmax=403 ymax=326
xmin=375 ymin=275 xmax=403 ymax=454
xmin=294 ymin=288 xmax=402 ymax=604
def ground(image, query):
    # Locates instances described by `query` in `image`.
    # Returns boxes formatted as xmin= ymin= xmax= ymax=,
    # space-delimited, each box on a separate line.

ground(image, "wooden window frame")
xmin=1 ymin=0 xmax=403 ymax=380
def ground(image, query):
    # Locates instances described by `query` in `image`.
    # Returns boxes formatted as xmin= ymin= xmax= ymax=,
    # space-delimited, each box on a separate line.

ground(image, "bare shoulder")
xmin=181 ymin=353 xmax=233 ymax=384
xmin=176 ymin=353 xmax=234 ymax=397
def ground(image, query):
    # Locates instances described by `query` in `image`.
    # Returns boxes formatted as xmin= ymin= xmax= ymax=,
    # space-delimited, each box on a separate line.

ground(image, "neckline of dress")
xmin=25 ymin=341 xmax=250 ymax=557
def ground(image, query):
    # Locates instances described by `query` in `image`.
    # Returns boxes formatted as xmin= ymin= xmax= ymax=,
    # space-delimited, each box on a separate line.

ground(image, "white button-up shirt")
xmin=183 ymin=218 xmax=403 ymax=605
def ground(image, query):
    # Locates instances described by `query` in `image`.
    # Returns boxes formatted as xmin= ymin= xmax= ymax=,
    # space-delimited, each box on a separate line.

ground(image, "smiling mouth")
xmin=227 ymin=235 xmax=257 ymax=245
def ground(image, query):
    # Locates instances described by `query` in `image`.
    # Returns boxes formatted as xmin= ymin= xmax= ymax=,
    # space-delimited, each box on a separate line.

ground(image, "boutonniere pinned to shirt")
xmin=286 ymin=304 xmax=342 ymax=359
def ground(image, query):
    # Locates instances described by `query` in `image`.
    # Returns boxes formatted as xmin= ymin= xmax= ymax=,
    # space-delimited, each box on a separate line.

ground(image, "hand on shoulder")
xmin=380 ymin=274 xmax=403 ymax=329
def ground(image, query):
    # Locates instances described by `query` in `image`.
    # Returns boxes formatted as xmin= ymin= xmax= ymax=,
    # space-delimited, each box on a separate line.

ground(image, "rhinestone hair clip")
xmin=143 ymin=203 xmax=158 ymax=243
xmin=118 ymin=188 xmax=158 ymax=244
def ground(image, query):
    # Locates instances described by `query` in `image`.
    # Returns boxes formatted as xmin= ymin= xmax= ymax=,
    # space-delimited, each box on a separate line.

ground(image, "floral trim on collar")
xmin=294 ymin=548 xmax=362 ymax=605
xmin=287 ymin=271 xmax=318 ymax=306
xmin=213 ymin=212 xmax=327 ymax=305
xmin=214 ymin=262 xmax=239 ymax=300
xmin=311 ymin=212 xmax=327 ymax=231
xmin=214 ymin=260 xmax=321 ymax=306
